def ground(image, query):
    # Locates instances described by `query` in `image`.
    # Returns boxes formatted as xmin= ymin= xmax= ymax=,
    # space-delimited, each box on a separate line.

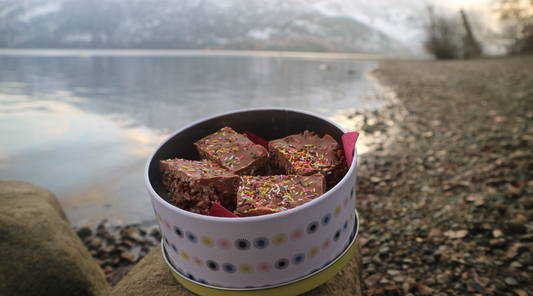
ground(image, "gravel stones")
xmin=358 ymin=56 xmax=533 ymax=296
xmin=75 ymin=220 xmax=159 ymax=288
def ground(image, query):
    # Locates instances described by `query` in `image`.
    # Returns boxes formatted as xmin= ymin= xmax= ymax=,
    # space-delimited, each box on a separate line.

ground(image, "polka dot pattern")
xmin=333 ymin=229 xmax=341 ymax=242
xmin=322 ymin=238 xmax=332 ymax=250
xmin=321 ymin=213 xmax=332 ymax=227
xmin=200 ymin=236 xmax=214 ymax=248
xmin=308 ymin=246 xmax=320 ymax=258
xmin=274 ymin=258 xmax=289 ymax=270
xmin=306 ymin=221 xmax=319 ymax=235
xmin=193 ymin=256 xmax=203 ymax=267
xmin=217 ymin=238 xmax=232 ymax=250
xmin=253 ymin=237 xmax=269 ymax=249
xmin=272 ymin=234 xmax=287 ymax=246
xmin=257 ymin=262 xmax=272 ymax=273
xmin=158 ymin=202 xmax=358 ymax=287
xmin=222 ymin=263 xmax=237 ymax=274
xmin=206 ymin=260 xmax=219 ymax=271
xmin=173 ymin=226 xmax=184 ymax=238
xmin=234 ymin=239 xmax=251 ymax=251
xmin=239 ymin=264 xmax=254 ymax=274
xmin=292 ymin=253 xmax=305 ymax=265
xmin=186 ymin=231 xmax=198 ymax=244
xmin=290 ymin=228 xmax=304 ymax=241
xmin=333 ymin=205 xmax=342 ymax=218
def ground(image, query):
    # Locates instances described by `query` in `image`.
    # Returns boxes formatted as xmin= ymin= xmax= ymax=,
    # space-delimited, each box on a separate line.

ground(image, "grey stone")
xmin=411 ymin=219 xmax=422 ymax=230
xmin=504 ymin=277 xmax=519 ymax=286
xmin=490 ymin=193 xmax=505 ymax=201
xmin=518 ymin=252 xmax=533 ymax=265
xmin=507 ymin=219 xmax=527 ymax=233
xmin=120 ymin=251 xmax=136 ymax=263
xmin=0 ymin=180 xmax=109 ymax=296
xmin=379 ymin=245 xmax=390 ymax=255
xmin=387 ymin=269 xmax=401 ymax=276
xmin=89 ymin=238 xmax=103 ymax=250
xmin=379 ymin=278 xmax=390 ymax=285
xmin=112 ymin=239 xmax=363 ymax=296
xmin=436 ymin=273 xmax=451 ymax=285
xmin=77 ymin=226 xmax=93 ymax=240
xmin=393 ymin=275 xmax=407 ymax=282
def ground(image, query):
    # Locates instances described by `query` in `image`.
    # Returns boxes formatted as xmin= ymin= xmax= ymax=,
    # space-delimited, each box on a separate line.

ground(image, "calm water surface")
xmin=0 ymin=51 xmax=384 ymax=227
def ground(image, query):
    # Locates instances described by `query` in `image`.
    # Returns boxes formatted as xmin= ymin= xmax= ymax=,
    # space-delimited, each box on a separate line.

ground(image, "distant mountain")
xmin=0 ymin=0 xmax=424 ymax=56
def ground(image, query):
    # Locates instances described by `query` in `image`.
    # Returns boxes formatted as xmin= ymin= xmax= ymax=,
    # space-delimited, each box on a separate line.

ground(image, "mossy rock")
xmin=0 ymin=180 xmax=109 ymax=296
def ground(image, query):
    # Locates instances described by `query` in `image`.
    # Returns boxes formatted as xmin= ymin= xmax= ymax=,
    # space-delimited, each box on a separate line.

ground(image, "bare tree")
xmin=461 ymin=10 xmax=483 ymax=58
xmin=422 ymin=5 xmax=464 ymax=59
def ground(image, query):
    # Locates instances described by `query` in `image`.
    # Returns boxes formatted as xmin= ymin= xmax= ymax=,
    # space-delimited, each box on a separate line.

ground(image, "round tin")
xmin=145 ymin=108 xmax=358 ymax=288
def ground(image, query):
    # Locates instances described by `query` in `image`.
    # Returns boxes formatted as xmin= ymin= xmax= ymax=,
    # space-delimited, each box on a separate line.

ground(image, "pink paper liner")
xmin=342 ymin=132 xmax=359 ymax=169
xmin=243 ymin=130 xmax=270 ymax=151
xmin=209 ymin=202 xmax=238 ymax=218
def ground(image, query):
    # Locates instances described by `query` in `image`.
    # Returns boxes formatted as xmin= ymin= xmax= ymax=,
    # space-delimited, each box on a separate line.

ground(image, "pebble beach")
xmin=76 ymin=55 xmax=533 ymax=294
xmin=357 ymin=55 xmax=533 ymax=295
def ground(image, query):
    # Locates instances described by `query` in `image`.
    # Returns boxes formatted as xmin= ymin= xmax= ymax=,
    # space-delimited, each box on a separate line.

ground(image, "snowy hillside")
xmin=0 ymin=0 xmax=427 ymax=56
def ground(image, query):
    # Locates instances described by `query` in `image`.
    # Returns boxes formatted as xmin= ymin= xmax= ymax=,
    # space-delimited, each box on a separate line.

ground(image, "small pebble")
xmin=504 ymin=277 xmax=519 ymax=287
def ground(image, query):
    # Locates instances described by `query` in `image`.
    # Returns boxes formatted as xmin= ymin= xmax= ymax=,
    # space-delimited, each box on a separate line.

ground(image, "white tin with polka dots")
xmin=145 ymin=108 xmax=358 ymax=288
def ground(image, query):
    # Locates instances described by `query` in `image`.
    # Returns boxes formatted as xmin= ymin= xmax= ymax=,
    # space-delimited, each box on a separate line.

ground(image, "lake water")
xmin=0 ymin=50 xmax=387 ymax=227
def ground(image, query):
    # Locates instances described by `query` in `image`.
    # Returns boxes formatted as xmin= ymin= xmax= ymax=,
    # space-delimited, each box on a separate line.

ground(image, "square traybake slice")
xmin=160 ymin=158 xmax=239 ymax=215
xmin=234 ymin=174 xmax=326 ymax=217
xmin=269 ymin=131 xmax=347 ymax=189
xmin=194 ymin=126 xmax=269 ymax=176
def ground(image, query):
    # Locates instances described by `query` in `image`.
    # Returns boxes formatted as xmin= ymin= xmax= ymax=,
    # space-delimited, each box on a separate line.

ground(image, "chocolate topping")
xmin=269 ymin=130 xmax=347 ymax=189
xmin=234 ymin=174 xmax=326 ymax=217
xmin=194 ymin=127 xmax=269 ymax=175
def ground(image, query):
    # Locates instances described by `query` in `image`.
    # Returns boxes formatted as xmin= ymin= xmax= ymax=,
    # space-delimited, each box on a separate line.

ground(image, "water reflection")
xmin=0 ymin=53 xmax=385 ymax=227
xmin=0 ymin=93 xmax=168 ymax=226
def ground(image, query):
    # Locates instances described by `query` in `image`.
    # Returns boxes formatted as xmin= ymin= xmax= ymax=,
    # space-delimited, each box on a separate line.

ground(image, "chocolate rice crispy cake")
xmin=234 ymin=174 xmax=326 ymax=217
xmin=160 ymin=158 xmax=239 ymax=215
xmin=268 ymin=131 xmax=347 ymax=189
xmin=194 ymin=127 xmax=269 ymax=176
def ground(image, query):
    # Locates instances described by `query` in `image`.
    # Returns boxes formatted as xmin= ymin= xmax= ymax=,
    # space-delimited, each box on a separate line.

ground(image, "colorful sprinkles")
xmin=194 ymin=127 xmax=268 ymax=172
xmin=271 ymin=131 xmax=340 ymax=175
xmin=236 ymin=174 xmax=325 ymax=216
xmin=160 ymin=158 xmax=234 ymax=178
